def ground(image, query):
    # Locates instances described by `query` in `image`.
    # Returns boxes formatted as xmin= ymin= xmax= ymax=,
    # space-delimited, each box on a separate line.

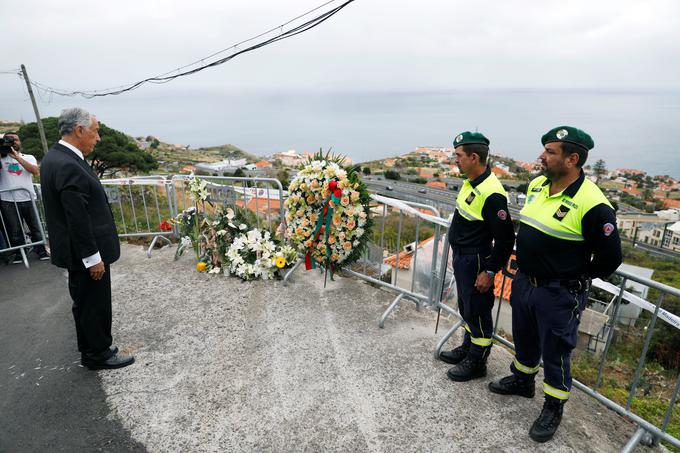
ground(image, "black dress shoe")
xmin=83 ymin=353 xmax=135 ymax=370
xmin=110 ymin=346 xmax=119 ymax=355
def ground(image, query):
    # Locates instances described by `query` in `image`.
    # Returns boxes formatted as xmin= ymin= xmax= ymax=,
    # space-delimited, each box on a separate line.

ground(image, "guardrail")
xmin=0 ymin=188 xmax=48 ymax=268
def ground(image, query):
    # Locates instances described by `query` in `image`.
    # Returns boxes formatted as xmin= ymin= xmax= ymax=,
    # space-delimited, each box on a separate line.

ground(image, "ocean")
xmin=8 ymin=89 xmax=680 ymax=177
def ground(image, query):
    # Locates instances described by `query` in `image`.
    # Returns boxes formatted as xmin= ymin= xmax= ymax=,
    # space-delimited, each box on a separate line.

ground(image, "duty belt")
xmin=524 ymin=274 xmax=588 ymax=292
xmin=454 ymin=245 xmax=491 ymax=255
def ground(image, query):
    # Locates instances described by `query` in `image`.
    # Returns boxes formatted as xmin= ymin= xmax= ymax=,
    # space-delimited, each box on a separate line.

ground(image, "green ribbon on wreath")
xmin=305 ymin=191 xmax=341 ymax=284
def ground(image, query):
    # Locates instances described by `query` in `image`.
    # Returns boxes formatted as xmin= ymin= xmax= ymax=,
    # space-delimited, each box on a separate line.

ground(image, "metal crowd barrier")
xmin=100 ymin=176 xmax=175 ymax=257
xmin=0 ymin=188 xmax=48 ymax=269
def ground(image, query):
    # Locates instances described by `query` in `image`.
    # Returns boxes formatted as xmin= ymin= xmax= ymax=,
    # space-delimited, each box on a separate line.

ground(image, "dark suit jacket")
xmin=40 ymin=142 xmax=120 ymax=270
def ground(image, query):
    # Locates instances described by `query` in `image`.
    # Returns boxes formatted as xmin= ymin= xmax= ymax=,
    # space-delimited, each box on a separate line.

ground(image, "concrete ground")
xmin=84 ymin=243 xmax=657 ymax=453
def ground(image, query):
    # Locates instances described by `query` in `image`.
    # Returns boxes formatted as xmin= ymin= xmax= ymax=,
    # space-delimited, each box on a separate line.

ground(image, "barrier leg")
xmin=147 ymin=235 xmax=172 ymax=258
xmin=621 ymin=427 xmax=647 ymax=453
xmin=379 ymin=293 xmax=405 ymax=328
xmin=434 ymin=319 xmax=463 ymax=359
xmin=282 ymin=260 xmax=303 ymax=286
xmin=19 ymin=247 xmax=29 ymax=269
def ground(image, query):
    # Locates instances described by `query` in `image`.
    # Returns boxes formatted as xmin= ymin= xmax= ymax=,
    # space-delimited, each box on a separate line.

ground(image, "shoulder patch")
xmin=603 ymin=223 xmax=615 ymax=236
xmin=465 ymin=192 xmax=476 ymax=204
xmin=497 ymin=209 xmax=507 ymax=220
xmin=531 ymin=187 xmax=542 ymax=192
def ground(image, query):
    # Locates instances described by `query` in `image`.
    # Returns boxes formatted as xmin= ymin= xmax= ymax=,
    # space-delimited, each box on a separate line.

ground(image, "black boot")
xmin=439 ymin=335 xmax=471 ymax=365
xmin=488 ymin=374 xmax=535 ymax=398
xmin=529 ymin=396 xmax=564 ymax=443
xmin=447 ymin=356 xmax=487 ymax=382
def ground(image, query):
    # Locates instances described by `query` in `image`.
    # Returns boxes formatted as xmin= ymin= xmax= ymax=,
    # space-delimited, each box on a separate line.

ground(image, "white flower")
xmin=208 ymin=267 xmax=221 ymax=274
xmin=226 ymin=208 xmax=235 ymax=220
xmin=181 ymin=236 xmax=192 ymax=247
xmin=217 ymin=229 xmax=227 ymax=236
xmin=239 ymin=223 xmax=247 ymax=230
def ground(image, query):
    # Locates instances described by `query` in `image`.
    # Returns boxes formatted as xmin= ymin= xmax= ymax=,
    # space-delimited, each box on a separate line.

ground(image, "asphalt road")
xmin=0 ymin=257 xmax=145 ymax=453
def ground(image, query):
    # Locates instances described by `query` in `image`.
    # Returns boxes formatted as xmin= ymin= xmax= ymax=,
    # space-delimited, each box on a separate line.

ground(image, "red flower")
xmin=159 ymin=220 xmax=173 ymax=232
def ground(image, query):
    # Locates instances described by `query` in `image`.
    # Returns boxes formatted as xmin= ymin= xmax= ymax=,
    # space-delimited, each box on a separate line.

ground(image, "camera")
xmin=0 ymin=134 xmax=16 ymax=157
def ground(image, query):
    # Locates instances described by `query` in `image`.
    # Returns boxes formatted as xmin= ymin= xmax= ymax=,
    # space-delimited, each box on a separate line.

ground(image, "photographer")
xmin=0 ymin=132 xmax=49 ymax=263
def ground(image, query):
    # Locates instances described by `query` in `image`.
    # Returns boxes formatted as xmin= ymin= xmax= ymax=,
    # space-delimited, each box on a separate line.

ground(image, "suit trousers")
xmin=68 ymin=264 xmax=114 ymax=361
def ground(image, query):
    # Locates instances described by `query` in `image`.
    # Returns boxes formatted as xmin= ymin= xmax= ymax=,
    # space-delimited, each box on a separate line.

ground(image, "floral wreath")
xmin=285 ymin=152 xmax=372 ymax=274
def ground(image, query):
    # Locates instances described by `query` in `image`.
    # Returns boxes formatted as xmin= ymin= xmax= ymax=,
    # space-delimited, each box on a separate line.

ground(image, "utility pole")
xmin=20 ymin=64 xmax=49 ymax=155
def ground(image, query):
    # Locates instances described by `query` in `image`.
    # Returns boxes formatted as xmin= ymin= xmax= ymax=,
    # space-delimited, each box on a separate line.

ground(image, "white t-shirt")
xmin=0 ymin=153 xmax=37 ymax=202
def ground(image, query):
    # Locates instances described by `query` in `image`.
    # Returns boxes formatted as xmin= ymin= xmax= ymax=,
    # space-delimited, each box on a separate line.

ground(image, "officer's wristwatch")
xmin=484 ymin=270 xmax=495 ymax=278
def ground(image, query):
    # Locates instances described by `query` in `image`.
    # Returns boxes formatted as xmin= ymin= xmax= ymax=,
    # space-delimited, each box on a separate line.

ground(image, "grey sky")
xmin=1 ymin=0 xmax=679 ymax=172
xmin=3 ymin=0 xmax=678 ymax=93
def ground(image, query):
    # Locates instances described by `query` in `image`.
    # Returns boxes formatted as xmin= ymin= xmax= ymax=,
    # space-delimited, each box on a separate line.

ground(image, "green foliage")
xmin=413 ymin=177 xmax=427 ymax=184
xmin=622 ymin=244 xmax=680 ymax=369
xmin=373 ymin=213 xmax=434 ymax=254
xmin=18 ymin=117 xmax=158 ymax=178
xmin=362 ymin=166 xmax=371 ymax=175
xmin=277 ymin=169 xmax=289 ymax=188
xmin=384 ymin=170 xmax=401 ymax=181
xmin=18 ymin=117 xmax=60 ymax=161
xmin=90 ymin=123 xmax=158 ymax=177
xmin=593 ymin=159 xmax=607 ymax=182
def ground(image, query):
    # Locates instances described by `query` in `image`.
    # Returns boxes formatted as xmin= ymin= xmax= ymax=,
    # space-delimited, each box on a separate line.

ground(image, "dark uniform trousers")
xmin=510 ymin=271 xmax=587 ymax=398
xmin=68 ymin=264 xmax=114 ymax=362
xmin=453 ymin=246 xmax=494 ymax=359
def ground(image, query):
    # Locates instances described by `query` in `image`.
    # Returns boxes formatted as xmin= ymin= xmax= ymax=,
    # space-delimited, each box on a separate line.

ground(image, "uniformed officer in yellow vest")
xmin=489 ymin=126 xmax=622 ymax=443
xmin=440 ymin=131 xmax=515 ymax=382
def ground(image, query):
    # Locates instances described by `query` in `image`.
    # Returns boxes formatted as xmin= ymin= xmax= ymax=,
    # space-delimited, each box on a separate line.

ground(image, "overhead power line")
xmin=27 ymin=0 xmax=355 ymax=99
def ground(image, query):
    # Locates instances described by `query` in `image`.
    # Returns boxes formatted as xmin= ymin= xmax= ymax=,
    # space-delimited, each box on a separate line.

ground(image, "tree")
xmin=18 ymin=118 xmax=158 ymax=178
xmin=362 ymin=166 xmax=371 ymax=175
xmin=233 ymin=168 xmax=246 ymax=177
xmin=384 ymin=170 xmax=401 ymax=181
xmin=593 ymin=159 xmax=607 ymax=183
xmin=277 ymin=169 xmax=290 ymax=188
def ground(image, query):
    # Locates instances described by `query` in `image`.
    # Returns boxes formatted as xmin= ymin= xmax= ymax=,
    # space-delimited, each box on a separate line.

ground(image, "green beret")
xmin=541 ymin=126 xmax=594 ymax=151
xmin=453 ymin=131 xmax=490 ymax=147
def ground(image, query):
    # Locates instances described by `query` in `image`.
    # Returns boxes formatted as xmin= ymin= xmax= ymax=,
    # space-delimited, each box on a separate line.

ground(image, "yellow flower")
xmin=343 ymin=241 xmax=352 ymax=251
xmin=275 ymin=257 xmax=286 ymax=268
xmin=196 ymin=262 xmax=207 ymax=272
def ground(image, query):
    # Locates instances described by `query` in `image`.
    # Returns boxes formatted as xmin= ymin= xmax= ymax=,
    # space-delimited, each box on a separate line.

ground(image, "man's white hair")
xmin=58 ymin=107 xmax=93 ymax=136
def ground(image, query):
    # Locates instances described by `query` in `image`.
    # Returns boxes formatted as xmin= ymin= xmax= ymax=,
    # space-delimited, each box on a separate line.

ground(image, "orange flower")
xmin=343 ymin=241 xmax=352 ymax=250
xmin=196 ymin=262 xmax=207 ymax=272
xmin=340 ymin=196 xmax=350 ymax=207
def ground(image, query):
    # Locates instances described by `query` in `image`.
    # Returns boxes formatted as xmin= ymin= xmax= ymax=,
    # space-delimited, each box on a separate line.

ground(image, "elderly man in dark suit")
xmin=40 ymin=107 xmax=134 ymax=370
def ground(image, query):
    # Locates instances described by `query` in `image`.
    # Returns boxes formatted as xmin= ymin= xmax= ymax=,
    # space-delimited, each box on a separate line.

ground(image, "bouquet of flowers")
xmin=225 ymin=229 xmax=298 ymax=280
xmin=284 ymin=152 xmax=372 ymax=276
